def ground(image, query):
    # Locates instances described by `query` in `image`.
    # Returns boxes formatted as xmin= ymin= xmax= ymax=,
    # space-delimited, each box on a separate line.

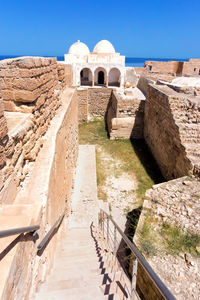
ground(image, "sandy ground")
xmin=172 ymin=77 xmax=200 ymax=87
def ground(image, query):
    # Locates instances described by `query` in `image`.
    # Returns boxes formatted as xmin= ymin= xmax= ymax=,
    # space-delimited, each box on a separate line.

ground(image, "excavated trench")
xmin=79 ymin=119 xmax=164 ymax=231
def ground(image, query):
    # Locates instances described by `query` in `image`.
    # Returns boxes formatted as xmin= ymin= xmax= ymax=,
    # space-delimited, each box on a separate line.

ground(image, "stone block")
xmin=14 ymin=90 xmax=38 ymax=103
xmin=0 ymin=115 xmax=8 ymax=139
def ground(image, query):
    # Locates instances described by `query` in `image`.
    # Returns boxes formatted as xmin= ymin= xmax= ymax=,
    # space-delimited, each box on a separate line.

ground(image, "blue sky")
xmin=0 ymin=0 xmax=200 ymax=58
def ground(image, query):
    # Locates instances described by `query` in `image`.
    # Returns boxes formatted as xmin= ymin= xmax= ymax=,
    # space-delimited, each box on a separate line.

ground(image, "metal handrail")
xmin=100 ymin=209 xmax=176 ymax=300
xmin=37 ymin=210 xmax=66 ymax=251
xmin=0 ymin=225 xmax=40 ymax=238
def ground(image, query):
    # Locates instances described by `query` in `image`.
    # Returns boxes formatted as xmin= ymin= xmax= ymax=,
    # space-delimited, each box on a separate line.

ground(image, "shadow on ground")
xmin=130 ymin=139 xmax=165 ymax=184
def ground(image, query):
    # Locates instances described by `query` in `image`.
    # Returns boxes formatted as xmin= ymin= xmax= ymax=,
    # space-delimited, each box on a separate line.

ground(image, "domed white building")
xmin=64 ymin=40 xmax=125 ymax=87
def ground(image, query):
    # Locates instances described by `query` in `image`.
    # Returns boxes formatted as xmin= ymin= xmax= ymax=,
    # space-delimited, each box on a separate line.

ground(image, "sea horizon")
xmin=0 ymin=55 xmax=189 ymax=68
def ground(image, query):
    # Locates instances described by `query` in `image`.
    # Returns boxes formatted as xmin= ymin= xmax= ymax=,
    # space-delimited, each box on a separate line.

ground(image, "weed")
xmin=138 ymin=217 xmax=158 ymax=257
xmin=161 ymin=222 xmax=200 ymax=257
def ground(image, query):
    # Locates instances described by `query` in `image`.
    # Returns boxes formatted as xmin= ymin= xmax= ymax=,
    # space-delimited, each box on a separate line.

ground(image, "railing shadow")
xmin=90 ymin=222 xmax=129 ymax=299
xmin=0 ymin=232 xmax=39 ymax=261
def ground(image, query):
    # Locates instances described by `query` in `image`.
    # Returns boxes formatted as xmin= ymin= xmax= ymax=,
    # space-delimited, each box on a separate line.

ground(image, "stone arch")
xmin=80 ymin=68 xmax=92 ymax=86
xmin=108 ymin=68 xmax=121 ymax=87
xmin=94 ymin=67 xmax=107 ymax=86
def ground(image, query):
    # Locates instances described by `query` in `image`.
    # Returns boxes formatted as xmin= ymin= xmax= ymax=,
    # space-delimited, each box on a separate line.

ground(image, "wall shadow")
xmin=130 ymin=139 xmax=165 ymax=184
xmin=116 ymin=206 xmax=142 ymax=280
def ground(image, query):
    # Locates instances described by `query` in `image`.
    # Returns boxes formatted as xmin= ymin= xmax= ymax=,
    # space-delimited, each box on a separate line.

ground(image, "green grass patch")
xmin=79 ymin=120 xmax=164 ymax=200
xmin=138 ymin=216 xmax=200 ymax=257
xmin=161 ymin=222 xmax=200 ymax=257
xmin=139 ymin=216 xmax=158 ymax=257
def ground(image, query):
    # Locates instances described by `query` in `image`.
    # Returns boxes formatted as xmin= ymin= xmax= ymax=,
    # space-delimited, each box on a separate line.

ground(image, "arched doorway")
xmin=94 ymin=67 xmax=107 ymax=86
xmin=108 ymin=68 xmax=121 ymax=87
xmin=80 ymin=68 xmax=92 ymax=86
xmin=98 ymin=71 xmax=104 ymax=84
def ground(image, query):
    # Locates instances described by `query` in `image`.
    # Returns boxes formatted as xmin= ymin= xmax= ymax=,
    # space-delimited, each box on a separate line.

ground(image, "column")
xmin=92 ymin=74 xmax=94 ymax=87
xmin=106 ymin=74 xmax=108 ymax=88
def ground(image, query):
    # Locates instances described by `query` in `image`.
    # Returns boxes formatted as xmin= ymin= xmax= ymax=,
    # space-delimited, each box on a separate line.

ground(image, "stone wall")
xmin=0 ymin=88 xmax=78 ymax=299
xmin=144 ymin=83 xmax=200 ymax=180
xmin=0 ymin=57 xmax=79 ymax=298
xmin=0 ymin=98 xmax=8 ymax=190
xmin=77 ymin=89 xmax=88 ymax=122
xmin=144 ymin=59 xmax=200 ymax=76
xmin=0 ymin=57 xmax=58 ymax=113
xmin=77 ymin=87 xmax=112 ymax=122
xmin=134 ymin=176 xmax=200 ymax=300
xmin=142 ymin=176 xmax=200 ymax=234
xmin=137 ymin=76 xmax=155 ymax=95
xmin=57 ymin=63 xmax=71 ymax=88
xmin=182 ymin=59 xmax=200 ymax=76
xmin=87 ymin=88 xmax=112 ymax=118
xmin=0 ymin=57 xmax=62 ymax=204
xmin=107 ymin=91 xmax=145 ymax=139
xmin=134 ymin=67 xmax=145 ymax=75
xmin=144 ymin=60 xmax=179 ymax=74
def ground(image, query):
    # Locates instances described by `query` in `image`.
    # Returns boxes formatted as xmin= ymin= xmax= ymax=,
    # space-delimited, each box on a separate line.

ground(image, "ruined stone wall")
xmin=144 ymin=59 xmax=200 ymax=76
xmin=144 ymin=61 xmax=179 ymax=74
xmin=134 ymin=67 xmax=145 ymax=75
xmin=182 ymin=59 xmax=200 ymax=76
xmin=57 ymin=63 xmax=71 ymax=88
xmin=87 ymin=88 xmax=112 ymax=118
xmin=0 ymin=98 xmax=8 ymax=190
xmin=144 ymin=83 xmax=200 ymax=180
xmin=107 ymin=91 xmax=144 ymax=139
xmin=137 ymin=76 xmax=155 ymax=95
xmin=0 ymin=57 xmax=62 ymax=203
xmin=0 ymin=58 xmax=79 ymax=299
xmin=77 ymin=87 xmax=112 ymax=122
xmin=77 ymin=89 xmax=88 ymax=122
xmin=0 ymin=88 xmax=78 ymax=300
xmin=0 ymin=57 xmax=58 ymax=113
xmin=142 ymin=176 xmax=200 ymax=234
xmin=48 ymin=89 xmax=78 ymax=223
xmin=134 ymin=176 xmax=200 ymax=300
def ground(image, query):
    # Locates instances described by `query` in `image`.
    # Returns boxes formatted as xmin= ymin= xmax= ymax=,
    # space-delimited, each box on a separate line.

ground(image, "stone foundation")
xmin=107 ymin=90 xmax=145 ymax=139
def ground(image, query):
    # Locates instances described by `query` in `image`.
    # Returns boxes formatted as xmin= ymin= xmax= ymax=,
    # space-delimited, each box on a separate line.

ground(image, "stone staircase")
xmin=35 ymin=145 xmax=130 ymax=300
xmin=35 ymin=225 xmax=129 ymax=300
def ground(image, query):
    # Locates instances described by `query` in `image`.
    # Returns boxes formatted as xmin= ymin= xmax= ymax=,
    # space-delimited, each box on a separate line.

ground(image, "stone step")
xmin=38 ymin=273 xmax=106 ymax=292
xmin=101 ymin=281 xmax=129 ymax=300
xmin=35 ymin=286 xmax=106 ymax=300
xmin=53 ymin=258 xmax=102 ymax=271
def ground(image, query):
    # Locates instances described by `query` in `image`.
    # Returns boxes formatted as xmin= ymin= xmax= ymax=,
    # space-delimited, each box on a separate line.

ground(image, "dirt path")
xmin=96 ymin=147 xmax=140 ymax=227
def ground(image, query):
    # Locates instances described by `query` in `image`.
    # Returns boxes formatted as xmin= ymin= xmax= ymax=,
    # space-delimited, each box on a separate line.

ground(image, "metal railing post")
xmin=107 ymin=217 xmax=109 ymax=245
xmin=131 ymin=256 xmax=138 ymax=300
xmin=102 ymin=211 xmax=104 ymax=237
xmin=114 ymin=226 xmax=117 ymax=256
xmin=98 ymin=210 xmax=177 ymax=300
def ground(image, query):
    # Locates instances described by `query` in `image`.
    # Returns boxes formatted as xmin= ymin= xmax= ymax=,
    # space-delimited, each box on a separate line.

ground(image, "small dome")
xmin=93 ymin=40 xmax=115 ymax=54
xmin=68 ymin=40 xmax=90 ymax=56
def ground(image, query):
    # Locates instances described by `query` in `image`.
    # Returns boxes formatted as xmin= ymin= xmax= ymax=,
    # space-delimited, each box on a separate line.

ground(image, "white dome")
xmin=68 ymin=40 xmax=90 ymax=56
xmin=93 ymin=40 xmax=115 ymax=54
